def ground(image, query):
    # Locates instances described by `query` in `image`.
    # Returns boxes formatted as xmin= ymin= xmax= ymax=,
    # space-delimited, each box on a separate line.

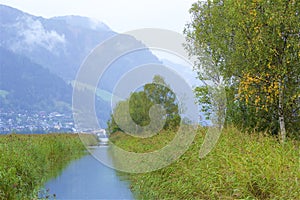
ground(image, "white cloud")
xmin=12 ymin=16 xmax=66 ymax=52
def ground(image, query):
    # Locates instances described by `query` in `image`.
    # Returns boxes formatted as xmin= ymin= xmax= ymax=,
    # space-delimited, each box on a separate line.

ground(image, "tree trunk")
xmin=278 ymin=80 xmax=286 ymax=143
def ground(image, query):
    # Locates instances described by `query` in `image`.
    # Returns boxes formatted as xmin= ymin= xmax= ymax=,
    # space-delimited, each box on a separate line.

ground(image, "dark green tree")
xmin=107 ymin=75 xmax=181 ymax=134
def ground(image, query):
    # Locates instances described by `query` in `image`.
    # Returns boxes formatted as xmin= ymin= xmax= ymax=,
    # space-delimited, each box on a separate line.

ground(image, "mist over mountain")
xmin=0 ymin=5 xmax=162 ymax=131
xmin=0 ymin=4 xmax=199 ymax=132
xmin=0 ymin=4 xmax=116 ymax=81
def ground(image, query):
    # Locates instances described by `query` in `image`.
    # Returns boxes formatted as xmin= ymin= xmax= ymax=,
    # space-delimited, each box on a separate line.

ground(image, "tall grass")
xmin=0 ymin=133 xmax=97 ymax=200
xmin=110 ymin=127 xmax=300 ymax=199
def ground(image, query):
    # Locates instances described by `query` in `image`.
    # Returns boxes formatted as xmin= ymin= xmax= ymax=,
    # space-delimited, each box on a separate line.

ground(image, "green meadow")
xmin=110 ymin=127 xmax=300 ymax=199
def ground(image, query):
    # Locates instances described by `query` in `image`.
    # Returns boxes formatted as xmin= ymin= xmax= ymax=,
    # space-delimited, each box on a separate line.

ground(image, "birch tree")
xmin=185 ymin=0 xmax=300 ymax=141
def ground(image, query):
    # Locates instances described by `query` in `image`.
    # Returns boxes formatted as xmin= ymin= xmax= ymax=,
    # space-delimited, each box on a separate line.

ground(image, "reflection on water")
xmin=43 ymin=146 xmax=133 ymax=200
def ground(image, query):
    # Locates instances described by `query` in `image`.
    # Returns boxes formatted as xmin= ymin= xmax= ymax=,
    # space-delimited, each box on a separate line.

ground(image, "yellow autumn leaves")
xmin=238 ymin=71 xmax=280 ymax=112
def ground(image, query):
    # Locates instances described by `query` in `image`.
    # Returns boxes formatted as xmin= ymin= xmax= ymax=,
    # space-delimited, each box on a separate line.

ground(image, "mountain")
xmin=0 ymin=47 xmax=75 ymax=134
xmin=0 ymin=4 xmax=115 ymax=81
xmin=161 ymin=59 xmax=201 ymax=87
xmin=0 ymin=5 xmax=162 ymax=89
xmin=0 ymin=47 xmax=72 ymax=112
xmin=0 ymin=5 xmax=162 ymax=131
xmin=0 ymin=5 xmax=202 ymax=132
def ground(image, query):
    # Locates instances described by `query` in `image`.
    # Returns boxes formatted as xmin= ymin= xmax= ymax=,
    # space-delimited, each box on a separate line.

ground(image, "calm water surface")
xmin=43 ymin=146 xmax=133 ymax=200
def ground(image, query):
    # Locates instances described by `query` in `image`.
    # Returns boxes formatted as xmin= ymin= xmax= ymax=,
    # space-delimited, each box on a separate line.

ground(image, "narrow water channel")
xmin=43 ymin=146 xmax=133 ymax=200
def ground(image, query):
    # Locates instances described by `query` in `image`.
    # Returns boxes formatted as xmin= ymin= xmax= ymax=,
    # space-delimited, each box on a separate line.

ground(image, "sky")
xmin=0 ymin=0 xmax=197 ymax=33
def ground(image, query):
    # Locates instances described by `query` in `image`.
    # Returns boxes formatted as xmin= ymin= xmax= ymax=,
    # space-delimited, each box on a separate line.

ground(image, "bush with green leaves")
xmin=108 ymin=75 xmax=181 ymax=134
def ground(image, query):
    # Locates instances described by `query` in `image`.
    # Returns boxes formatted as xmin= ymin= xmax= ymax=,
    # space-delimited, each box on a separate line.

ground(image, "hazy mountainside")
xmin=0 ymin=4 xmax=162 ymax=86
xmin=0 ymin=4 xmax=198 ymax=131
xmin=0 ymin=4 xmax=115 ymax=81
xmin=0 ymin=47 xmax=72 ymax=112
xmin=161 ymin=59 xmax=200 ymax=87
xmin=0 ymin=5 xmax=161 ymax=130
xmin=0 ymin=4 xmax=162 ymax=89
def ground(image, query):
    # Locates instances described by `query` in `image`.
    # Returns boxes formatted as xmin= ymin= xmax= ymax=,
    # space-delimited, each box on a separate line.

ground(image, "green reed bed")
xmin=110 ymin=127 xmax=300 ymax=199
xmin=0 ymin=133 xmax=97 ymax=200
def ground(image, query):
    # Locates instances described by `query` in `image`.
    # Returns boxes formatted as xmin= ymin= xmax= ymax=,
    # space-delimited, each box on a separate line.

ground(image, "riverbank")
xmin=110 ymin=127 xmax=300 ymax=199
xmin=0 ymin=133 xmax=97 ymax=199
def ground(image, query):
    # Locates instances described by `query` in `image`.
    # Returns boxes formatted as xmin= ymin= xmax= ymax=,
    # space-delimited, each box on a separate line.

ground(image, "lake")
xmin=42 ymin=146 xmax=134 ymax=200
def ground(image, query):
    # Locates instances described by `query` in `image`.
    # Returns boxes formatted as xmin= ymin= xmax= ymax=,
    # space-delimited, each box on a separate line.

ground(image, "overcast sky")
xmin=0 ymin=0 xmax=196 ymax=33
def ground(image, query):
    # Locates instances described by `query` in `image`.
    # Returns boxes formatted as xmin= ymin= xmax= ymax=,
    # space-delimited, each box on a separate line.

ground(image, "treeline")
xmin=184 ymin=0 xmax=300 ymax=141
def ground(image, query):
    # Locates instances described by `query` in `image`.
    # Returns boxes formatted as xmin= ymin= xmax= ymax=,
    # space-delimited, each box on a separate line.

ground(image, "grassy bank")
xmin=110 ymin=127 xmax=300 ymax=199
xmin=0 ymin=133 xmax=97 ymax=200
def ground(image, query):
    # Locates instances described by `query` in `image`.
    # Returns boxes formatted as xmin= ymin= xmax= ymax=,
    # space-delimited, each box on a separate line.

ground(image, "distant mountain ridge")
xmin=51 ymin=15 xmax=111 ymax=32
xmin=0 ymin=4 xmax=162 ymax=131
xmin=0 ymin=4 xmax=202 ymax=132
xmin=0 ymin=4 xmax=115 ymax=81
xmin=0 ymin=4 xmax=161 ymax=87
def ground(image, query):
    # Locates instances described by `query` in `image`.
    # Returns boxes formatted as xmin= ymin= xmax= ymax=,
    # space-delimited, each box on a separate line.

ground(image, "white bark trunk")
xmin=278 ymin=80 xmax=286 ymax=143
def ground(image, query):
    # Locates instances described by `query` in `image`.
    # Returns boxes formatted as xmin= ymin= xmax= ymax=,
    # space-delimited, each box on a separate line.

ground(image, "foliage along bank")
xmin=184 ymin=0 xmax=300 ymax=141
xmin=0 ymin=133 xmax=97 ymax=200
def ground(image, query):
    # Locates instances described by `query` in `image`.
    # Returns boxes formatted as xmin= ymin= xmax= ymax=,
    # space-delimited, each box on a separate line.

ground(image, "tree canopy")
xmin=185 ymin=0 xmax=300 ymax=141
xmin=107 ymin=75 xmax=181 ymax=134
